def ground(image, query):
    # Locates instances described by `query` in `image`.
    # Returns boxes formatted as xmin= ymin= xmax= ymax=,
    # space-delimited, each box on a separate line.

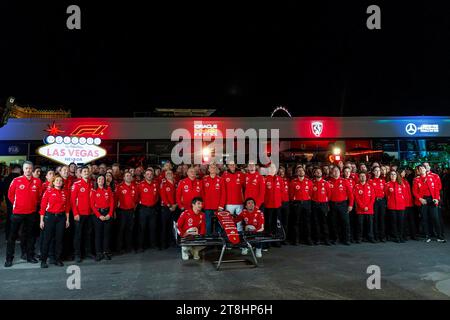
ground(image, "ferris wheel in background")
xmin=270 ymin=106 xmax=292 ymax=117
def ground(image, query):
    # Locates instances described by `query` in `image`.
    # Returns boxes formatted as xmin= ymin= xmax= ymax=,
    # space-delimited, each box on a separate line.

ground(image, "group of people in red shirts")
xmin=2 ymin=158 xmax=446 ymax=267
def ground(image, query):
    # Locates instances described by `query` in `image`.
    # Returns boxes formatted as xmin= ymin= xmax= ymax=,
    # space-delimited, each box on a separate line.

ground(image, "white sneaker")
xmin=181 ymin=248 xmax=190 ymax=260
xmin=255 ymin=248 xmax=262 ymax=258
xmin=241 ymin=248 xmax=248 ymax=255
xmin=193 ymin=251 xmax=200 ymax=260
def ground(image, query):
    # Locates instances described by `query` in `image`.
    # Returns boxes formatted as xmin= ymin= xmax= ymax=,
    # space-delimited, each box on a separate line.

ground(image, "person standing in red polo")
xmin=5 ymin=161 xmax=42 ymax=267
xmin=354 ymin=172 xmax=376 ymax=243
xmin=115 ymin=172 xmax=138 ymax=253
xmin=244 ymin=161 xmax=265 ymax=209
xmin=289 ymin=166 xmax=313 ymax=245
xmin=176 ymin=166 xmax=202 ymax=212
xmin=385 ymin=171 xmax=407 ymax=243
xmin=39 ymin=175 xmax=70 ymax=268
xmin=311 ymin=167 xmax=331 ymax=246
xmin=202 ymin=163 xmax=225 ymax=235
xmin=136 ymin=168 xmax=160 ymax=251
xmin=160 ymin=170 xmax=178 ymax=248
xmin=71 ymin=166 xmax=93 ymax=262
xmin=369 ymin=166 xmax=387 ymax=242
xmin=264 ymin=163 xmax=284 ymax=247
xmin=328 ymin=167 xmax=354 ymax=245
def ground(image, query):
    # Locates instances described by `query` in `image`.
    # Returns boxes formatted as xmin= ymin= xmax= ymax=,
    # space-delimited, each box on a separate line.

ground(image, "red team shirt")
xmin=264 ymin=175 xmax=284 ymax=208
xmin=176 ymin=177 xmax=203 ymax=210
xmin=289 ymin=177 xmax=313 ymax=201
xmin=385 ymin=181 xmax=407 ymax=211
xmin=160 ymin=180 xmax=177 ymax=206
xmin=222 ymin=171 xmax=245 ymax=206
xmin=90 ymin=187 xmax=115 ymax=217
xmin=8 ymin=175 xmax=42 ymax=214
xmin=40 ymin=188 xmax=70 ymax=215
xmin=70 ymin=179 xmax=92 ymax=216
xmin=234 ymin=208 xmax=264 ymax=231
xmin=311 ymin=178 xmax=331 ymax=203
xmin=244 ymin=172 xmax=266 ymax=207
xmin=353 ymin=183 xmax=375 ymax=214
xmin=137 ymin=179 xmax=160 ymax=207
xmin=177 ymin=209 xmax=206 ymax=237
xmin=369 ymin=177 xmax=386 ymax=199
xmin=115 ymin=182 xmax=138 ymax=210
xmin=202 ymin=175 xmax=226 ymax=210
xmin=328 ymin=177 xmax=354 ymax=207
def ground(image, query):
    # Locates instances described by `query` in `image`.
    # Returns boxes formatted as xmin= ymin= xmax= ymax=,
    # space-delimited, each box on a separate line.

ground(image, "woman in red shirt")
xmin=39 ymin=175 xmax=70 ymax=268
xmin=385 ymin=171 xmax=407 ymax=243
xmin=399 ymin=168 xmax=417 ymax=240
xmin=91 ymin=174 xmax=115 ymax=261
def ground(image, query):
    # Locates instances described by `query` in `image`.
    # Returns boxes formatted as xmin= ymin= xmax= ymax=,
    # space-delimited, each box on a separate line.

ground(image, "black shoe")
xmin=49 ymin=258 xmax=56 ymax=265
xmin=86 ymin=254 xmax=96 ymax=260
xmin=281 ymin=241 xmax=288 ymax=245
xmin=40 ymin=261 xmax=48 ymax=268
xmin=95 ymin=254 xmax=104 ymax=262
xmin=104 ymin=253 xmax=112 ymax=260
xmin=355 ymin=240 xmax=361 ymax=244
xmin=400 ymin=239 xmax=406 ymax=243
xmin=343 ymin=241 xmax=350 ymax=246
xmin=323 ymin=241 xmax=331 ymax=246
xmin=55 ymin=260 xmax=64 ymax=267
xmin=27 ymin=257 xmax=38 ymax=264
xmin=330 ymin=241 xmax=336 ymax=245
xmin=20 ymin=253 xmax=26 ymax=260
xmin=291 ymin=242 xmax=299 ymax=246
xmin=75 ymin=256 xmax=82 ymax=263
xmin=369 ymin=239 xmax=376 ymax=243
xmin=393 ymin=239 xmax=400 ymax=243
xmin=136 ymin=249 xmax=144 ymax=253
xmin=313 ymin=241 xmax=319 ymax=246
xmin=4 ymin=260 xmax=13 ymax=268
xmin=380 ymin=239 xmax=386 ymax=243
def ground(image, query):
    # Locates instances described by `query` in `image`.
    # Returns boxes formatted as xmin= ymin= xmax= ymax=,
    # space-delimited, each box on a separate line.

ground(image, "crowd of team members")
xmin=1 ymin=159 xmax=448 ymax=268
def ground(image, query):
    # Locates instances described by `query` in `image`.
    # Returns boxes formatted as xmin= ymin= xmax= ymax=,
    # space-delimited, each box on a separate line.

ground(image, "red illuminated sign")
xmin=44 ymin=121 xmax=65 ymax=136
xmin=71 ymin=125 xmax=108 ymax=136
xmin=311 ymin=121 xmax=323 ymax=137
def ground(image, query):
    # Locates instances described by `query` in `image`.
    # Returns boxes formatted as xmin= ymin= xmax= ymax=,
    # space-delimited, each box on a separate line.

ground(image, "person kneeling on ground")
xmin=234 ymin=198 xmax=264 ymax=258
xmin=177 ymin=197 xmax=206 ymax=260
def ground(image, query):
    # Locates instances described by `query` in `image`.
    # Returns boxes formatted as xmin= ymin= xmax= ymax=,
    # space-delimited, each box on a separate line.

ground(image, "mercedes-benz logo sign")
xmin=405 ymin=123 xmax=417 ymax=135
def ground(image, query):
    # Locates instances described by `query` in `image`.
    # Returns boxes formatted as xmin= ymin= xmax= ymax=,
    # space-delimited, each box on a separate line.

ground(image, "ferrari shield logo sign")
xmin=311 ymin=121 xmax=323 ymax=137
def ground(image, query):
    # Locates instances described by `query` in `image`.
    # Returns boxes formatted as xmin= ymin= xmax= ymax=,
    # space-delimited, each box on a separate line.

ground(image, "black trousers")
xmin=280 ymin=201 xmax=290 ymax=241
xmin=421 ymin=196 xmax=444 ymax=239
xmin=160 ymin=206 xmax=173 ymax=249
xmin=41 ymin=213 xmax=66 ymax=261
xmin=93 ymin=214 xmax=112 ymax=254
xmin=373 ymin=198 xmax=386 ymax=240
xmin=264 ymin=207 xmax=282 ymax=236
xmin=5 ymin=202 xmax=13 ymax=241
xmin=138 ymin=205 xmax=159 ymax=249
xmin=357 ymin=214 xmax=374 ymax=241
xmin=311 ymin=202 xmax=329 ymax=243
xmin=291 ymin=200 xmax=312 ymax=243
xmin=329 ymin=201 xmax=351 ymax=243
xmin=404 ymin=207 xmax=417 ymax=239
xmin=73 ymin=215 xmax=93 ymax=257
xmin=389 ymin=210 xmax=405 ymax=241
xmin=117 ymin=209 xmax=135 ymax=252
xmin=6 ymin=213 xmax=37 ymax=260
xmin=62 ymin=211 xmax=75 ymax=259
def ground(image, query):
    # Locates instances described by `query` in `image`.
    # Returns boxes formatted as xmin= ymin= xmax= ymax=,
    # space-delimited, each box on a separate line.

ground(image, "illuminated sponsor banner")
xmin=37 ymin=135 xmax=106 ymax=165
xmin=405 ymin=123 xmax=439 ymax=135
xmin=193 ymin=123 xmax=218 ymax=138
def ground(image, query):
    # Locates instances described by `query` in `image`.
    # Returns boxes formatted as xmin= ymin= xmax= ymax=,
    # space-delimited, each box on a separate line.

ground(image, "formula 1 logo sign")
xmin=311 ymin=121 xmax=323 ymax=137
xmin=71 ymin=125 xmax=108 ymax=136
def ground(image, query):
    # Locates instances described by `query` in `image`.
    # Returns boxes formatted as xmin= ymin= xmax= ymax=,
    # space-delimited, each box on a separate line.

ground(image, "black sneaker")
xmin=4 ymin=260 xmax=13 ymax=268
xmin=343 ymin=241 xmax=350 ymax=246
xmin=27 ymin=257 xmax=38 ymax=264
xmin=20 ymin=253 xmax=27 ymax=260
xmin=323 ymin=241 xmax=331 ymax=246
xmin=49 ymin=258 xmax=56 ymax=265
xmin=55 ymin=260 xmax=64 ymax=267
xmin=75 ymin=256 xmax=82 ymax=263
xmin=104 ymin=253 xmax=112 ymax=260
xmin=40 ymin=261 xmax=48 ymax=268
xmin=306 ymin=240 xmax=313 ymax=246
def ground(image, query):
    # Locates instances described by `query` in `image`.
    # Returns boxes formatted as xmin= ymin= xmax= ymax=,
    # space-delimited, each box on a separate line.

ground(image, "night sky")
xmin=1 ymin=1 xmax=449 ymax=117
